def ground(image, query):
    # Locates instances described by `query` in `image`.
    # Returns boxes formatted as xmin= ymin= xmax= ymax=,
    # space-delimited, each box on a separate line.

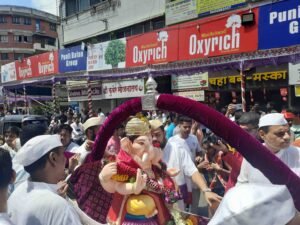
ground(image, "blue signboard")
xmin=59 ymin=45 xmax=87 ymax=73
xmin=259 ymin=0 xmax=300 ymax=50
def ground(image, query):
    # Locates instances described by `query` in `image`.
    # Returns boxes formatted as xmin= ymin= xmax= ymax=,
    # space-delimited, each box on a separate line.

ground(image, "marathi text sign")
xmin=1 ymin=62 xmax=17 ymax=83
xmin=289 ymin=63 xmax=300 ymax=85
xmin=171 ymin=72 xmax=208 ymax=90
xmin=126 ymin=29 xmax=179 ymax=67
xmin=209 ymin=71 xmax=287 ymax=87
xmin=197 ymin=0 xmax=246 ymax=17
xmin=173 ymin=90 xmax=205 ymax=101
xmin=68 ymin=86 xmax=102 ymax=102
xmin=178 ymin=9 xmax=258 ymax=61
xmin=87 ymin=38 xmax=126 ymax=71
xmin=259 ymin=0 xmax=300 ymax=49
xmin=59 ymin=45 xmax=87 ymax=73
xmin=166 ymin=0 xmax=197 ymax=25
xmin=102 ymin=79 xmax=145 ymax=99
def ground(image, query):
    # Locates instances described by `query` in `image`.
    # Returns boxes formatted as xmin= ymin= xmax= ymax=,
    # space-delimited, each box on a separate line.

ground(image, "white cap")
xmin=209 ymin=184 xmax=296 ymax=225
xmin=83 ymin=116 xmax=105 ymax=131
xmin=15 ymin=135 xmax=63 ymax=167
xmin=258 ymin=113 xmax=288 ymax=128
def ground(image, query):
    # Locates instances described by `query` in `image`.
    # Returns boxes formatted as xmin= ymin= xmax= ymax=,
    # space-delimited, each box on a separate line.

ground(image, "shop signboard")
xmin=126 ymin=29 xmax=179 ymax=67
xmin=87 ymin=38 xmax=126 ymax=71
xmin=197 ymin=0 xmax=246 ymax=17
xmin=289 ymin=63 xmax=300 ymax=85
xmin=102 ymin=79 xmax=145 ymax=99
xmin=178 ymin=9 xmax=258 ymax=61
xmin=295 ymin=86 xmax=300 ymax=97
xmin=35 ymin=51 xmax=59 ymax=77
xmin=15 ymin=56 xmax=36 ymax=80
xmin=67 ymin=81 xmax=103 ymax=102
xmin=1 ymin=62 xmax=17 ymax=83
xmin=165 ymin=0 xmax=197 ymax=25
xmin=171 ymin=72 xmax=208 ymax=90
xmin=59 ymin=45 xmax=87 ymax=73
xmin=173 ymin=90 xmax=205 ymax=101
xmin=259 ymin=0 xmax=300 ymax=49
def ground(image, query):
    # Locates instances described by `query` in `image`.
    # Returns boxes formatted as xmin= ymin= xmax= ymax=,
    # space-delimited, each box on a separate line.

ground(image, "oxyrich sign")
xmin=178 ymin=9 xmax=258 ymax=61
xmin=126 ymin=29 xmax=179 ymax=67
xmin=59 ymin=45 xmax=87 ymax=73
xmin=259 ymin=0 xmax=300 ymax=49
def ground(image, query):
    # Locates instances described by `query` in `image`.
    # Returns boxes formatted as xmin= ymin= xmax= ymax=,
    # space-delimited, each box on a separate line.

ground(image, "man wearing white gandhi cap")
xmin=237 ymin=113 xmax=300 ymax=185
xmin=7 ymin=135 xmax=83 ymax=225
xmin=209 ymin=113 xmax=300 ymax=225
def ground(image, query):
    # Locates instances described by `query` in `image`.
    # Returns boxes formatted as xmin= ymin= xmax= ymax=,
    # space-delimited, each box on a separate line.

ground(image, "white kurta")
xmin=8 ymin=181 xmax=82 ymax=225
xmin=237 ymin=145 xmax=300 ymax=184
xmin=0 ymin=213 xmax=15 ymax=225
xmin=65 ymin=141 xmax=80 ymax=152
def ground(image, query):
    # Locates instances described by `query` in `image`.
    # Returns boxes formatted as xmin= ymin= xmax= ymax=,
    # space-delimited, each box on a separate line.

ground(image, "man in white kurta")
xmin=237 ymin=113 xmax=300 ymax=184
xmin=8 ymin=135 xmax=83 ymax=225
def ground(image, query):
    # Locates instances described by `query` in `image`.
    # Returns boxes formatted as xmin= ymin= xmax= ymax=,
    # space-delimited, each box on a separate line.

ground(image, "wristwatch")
xmin=203 ymin=188 xmax=212 ymax=193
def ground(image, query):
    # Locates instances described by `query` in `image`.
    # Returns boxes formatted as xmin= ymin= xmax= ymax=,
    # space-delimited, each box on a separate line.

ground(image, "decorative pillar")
xmin=23 ymin=85 xmax=28 ymax=114
xmin=87 ymin=77 xmax=93 ymax=118
xmin=3 ymin=88 xmax=8 ymax=114
xmin=240 ymin=61 xmax=246 ymax=112
xmin=52 ymin=79 xmax=58 ymax=114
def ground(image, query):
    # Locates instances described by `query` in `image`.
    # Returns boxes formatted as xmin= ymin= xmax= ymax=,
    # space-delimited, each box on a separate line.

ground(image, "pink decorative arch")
xmin=91 ymin=94 xmax=300 ymax=210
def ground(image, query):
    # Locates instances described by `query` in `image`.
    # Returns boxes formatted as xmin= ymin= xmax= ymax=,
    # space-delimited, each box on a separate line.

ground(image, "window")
xmin=23 ymin=36 xmax=32 ymax=43
xmin=47 ymin=38 xmax=56 ymax=46
xmin=49 ymin=23 xmax=56 ymax=31
xmin=79 ymin=0 xmax=90 ymax=11
xmin=14 ymin=53 xmax=23 ymax=61
xmin=66 ymin=0 xmax=78 ymax=17
xmin=90 ymin=0 xmax=101 ymax=6
xmin=0 ymin=15 xmax=7 ymax=23
xmin=14 ymin=35 xmax=22 ymax=42
xmin=0 ymin=53 xmax=9 ymax=60
xmin=0 ymin=35 xmax=8 ymax=42
xmin=132 ymin=24 xmax=144 ymax=35
xmin=35 ymin=19 xmax=40 ymax=32
xmin=24 ymin=17 xmax=31 ymax=25
xmin=12 ymin=16 xmax=21 ymax=24
xmin=152 ymin=18 xmax=165 ymax=30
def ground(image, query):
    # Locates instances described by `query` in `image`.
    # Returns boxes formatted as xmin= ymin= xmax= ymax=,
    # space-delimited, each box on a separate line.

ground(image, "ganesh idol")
xmin=99 ymin=117 xmax=181 ymax=225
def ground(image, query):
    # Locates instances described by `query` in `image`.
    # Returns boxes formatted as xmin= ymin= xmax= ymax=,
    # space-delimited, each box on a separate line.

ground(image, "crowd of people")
xmin=0 ymin=102 xmax=300 ymax=225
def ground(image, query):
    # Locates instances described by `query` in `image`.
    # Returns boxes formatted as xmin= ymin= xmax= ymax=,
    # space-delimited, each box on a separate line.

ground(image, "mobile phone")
xmin=235 ymin=104 xmax=243 ymax=110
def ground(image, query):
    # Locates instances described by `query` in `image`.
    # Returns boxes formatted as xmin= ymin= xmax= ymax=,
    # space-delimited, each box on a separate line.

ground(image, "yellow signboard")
xmin=295 ymin=86 xmax=300 ymax=97
xmin=197 ymin=0 xmax=246 ymax=16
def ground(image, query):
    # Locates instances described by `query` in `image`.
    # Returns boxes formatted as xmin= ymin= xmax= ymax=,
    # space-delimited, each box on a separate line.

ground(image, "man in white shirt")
xmin=0 ymin=149 xmax=15 ymax=225
xmin=74 ymin=116 xmax=105 ymax=164
xmin=58 ymin=124 xmax=79 ymax=152
xmin=237 ymin=113 xmax=300 ymax=184
xmin=8 ymin=135 xmax=83 ymax=225
xmin=149 ymin=119 xmax=222 ymax=212
xmin=71 ymin=114 xmax=84 ymax=145
xmin=1 ymin=127 xmax=21 ymax=159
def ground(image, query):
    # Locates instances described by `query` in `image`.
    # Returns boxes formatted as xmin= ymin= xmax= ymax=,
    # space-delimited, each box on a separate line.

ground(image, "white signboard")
xmin=1 ymin=62 xmax=17 ymax=83
xmin=173 ymin=90 xmax=205 ymax=101
xmin=171 ymin=72 xmax=208 ymax=90
xmin=87 ymin=38 xmax=126 ymax=71
xmin=166 ymin=0 xmax=197 ymax=25
xmin=289 ymin=63 xmax=300 ymax=85
xmin=102 ymin=79 xmax=145 ymax=99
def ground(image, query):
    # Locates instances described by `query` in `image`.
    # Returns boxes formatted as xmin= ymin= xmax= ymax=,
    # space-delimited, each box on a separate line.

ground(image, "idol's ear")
xmin=120 ymin=137 xmax=135 ymax=155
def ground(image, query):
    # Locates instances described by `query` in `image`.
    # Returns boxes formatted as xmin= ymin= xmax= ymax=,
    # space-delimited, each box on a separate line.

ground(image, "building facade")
xmin=0 ymin=5 xmax=59 ymax=67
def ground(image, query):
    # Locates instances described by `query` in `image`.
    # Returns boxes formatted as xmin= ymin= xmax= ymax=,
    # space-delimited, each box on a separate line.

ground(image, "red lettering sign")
xmin=126 ymin=29 xmax=179 ymax=67
xmin=178 ymin=9 xmax=258 ymax=60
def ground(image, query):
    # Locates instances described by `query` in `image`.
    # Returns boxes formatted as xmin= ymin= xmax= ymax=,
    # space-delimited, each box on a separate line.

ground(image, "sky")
xmin=0 ymin=0 xmax=57 ymax=15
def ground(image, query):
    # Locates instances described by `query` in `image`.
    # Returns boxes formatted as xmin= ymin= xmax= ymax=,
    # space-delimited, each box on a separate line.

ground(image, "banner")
xmin=171 ymin=72 xmax=208 ymax=90
xmin=173 ymin=90 xmax=205 ymax=101
xmin=59 ymin=45 xmax=87 ymax=73
xmin=126 ymin=29 xmax=179 ymax=67
xmin=36 ymin=51 xmax=59 ymax=77
xmin=102 ymin=79 xmax=145 ymax=99
xmin=259 ymin=0 xmax=300 ymax=49
xmin=178 ymin=9 xmax=258 ymax=61
xmin=87 ymin=38 xmax=126 ymax=71
xmin=197 ymin=0 xmax=246 ymax=17
xmin=15 ymin=56 xmax=35 ymax=80
xmin=289 ymin=63 xmax=300 ymax=85
xmin=165 ymin=0 xmax=197 ymax=25
xmin=1 ymin=62 xmax=17 ymax=83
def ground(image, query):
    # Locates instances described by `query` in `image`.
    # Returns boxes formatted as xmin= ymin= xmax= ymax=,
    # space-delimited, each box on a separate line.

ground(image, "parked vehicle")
xmin=0 ymin=115 xmax=48 ymax=145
